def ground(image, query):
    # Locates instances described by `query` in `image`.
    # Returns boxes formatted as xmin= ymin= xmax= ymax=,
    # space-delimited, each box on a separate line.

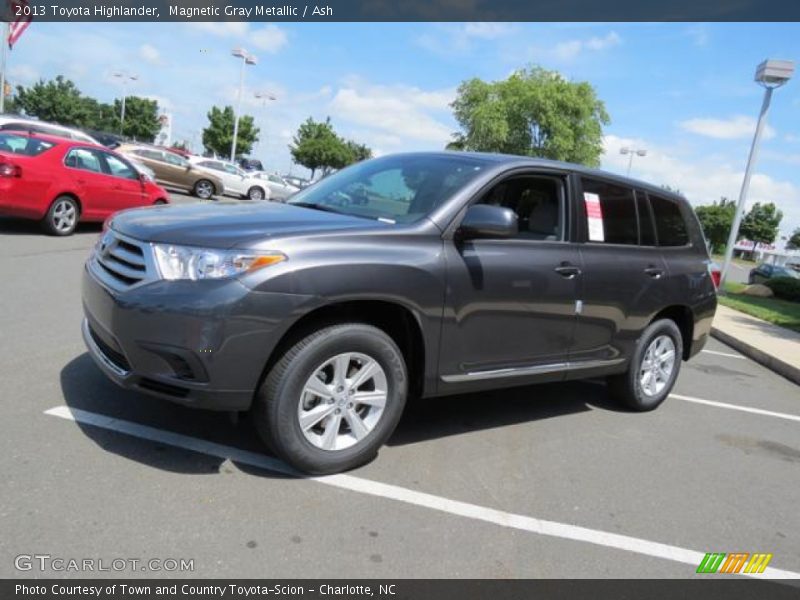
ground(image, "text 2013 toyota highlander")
xmin=82 ymin=152 xmax=717 ymax=474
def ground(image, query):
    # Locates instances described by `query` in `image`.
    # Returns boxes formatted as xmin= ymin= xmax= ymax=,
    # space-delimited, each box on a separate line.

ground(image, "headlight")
xmin=152 ymin=244 xmax=286 ymax=280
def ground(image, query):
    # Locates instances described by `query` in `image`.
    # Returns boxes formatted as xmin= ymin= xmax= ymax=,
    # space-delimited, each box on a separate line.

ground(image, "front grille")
xmin=88 ymin=324 xmax=131 ymax=372
xmin=93 ymin=231 xmax=153 ymax=290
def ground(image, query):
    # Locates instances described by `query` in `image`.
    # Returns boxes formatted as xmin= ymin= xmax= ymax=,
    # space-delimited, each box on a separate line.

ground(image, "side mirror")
xmin=138 ymin=172 xmax=148 ymax=184
xmin=459 ymin=205 xmax=518 ymax=240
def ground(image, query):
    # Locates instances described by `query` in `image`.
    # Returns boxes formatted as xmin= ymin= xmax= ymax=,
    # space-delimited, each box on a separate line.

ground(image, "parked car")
xmin=188 ymin=157 xmax=270 ymax=200
xmin=116 ymin=143 xmax=224 ymax=199
xmin=284 ymin=175 xmax=311 ymax=189
xmin=81 ymin=129 xmax=125 ymax=149
xmin=238 ymin=157 xmax=264 ymax=172
xmin=0 ymin=131 xmax=169 ymax=236
xmin=252 ymin=172 xmax=298 ymax=201
xmin=81 ymin=152 xmax=717 ymax=474
xmin=0 ymin=116 xmax=101 ymax=145
xmin=748 ymin=263 xmax=800 ymax=284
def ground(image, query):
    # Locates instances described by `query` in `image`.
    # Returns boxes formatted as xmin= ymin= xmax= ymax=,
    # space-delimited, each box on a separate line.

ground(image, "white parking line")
xmin=45 ymin=405 xmax=799 ymax=579
xmin=701 ymin=349 xmax=745 ymax=360
xmin=670 ymin=394 xmax=800 ymax=424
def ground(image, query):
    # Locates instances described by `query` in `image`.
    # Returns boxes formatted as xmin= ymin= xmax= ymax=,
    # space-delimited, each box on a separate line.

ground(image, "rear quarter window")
xmin=649 ymin=194 xmax=690 ymax=247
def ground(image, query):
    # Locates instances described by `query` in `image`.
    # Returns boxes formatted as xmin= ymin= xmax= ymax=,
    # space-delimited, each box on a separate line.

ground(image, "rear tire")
xmin=193 ymin=179 xmax=215 ymax=199
xmin=607 ymin=319 xmax=683 ymax=411
xmin=253 ymin=323 xmax=407 ymax=475
xmin=42 ymin=195 xmax=79 ymax=236
xmin=153 ymin=199 xmax=167 ymax=205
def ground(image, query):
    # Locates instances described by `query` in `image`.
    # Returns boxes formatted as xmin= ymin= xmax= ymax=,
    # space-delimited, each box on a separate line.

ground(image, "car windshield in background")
xmin=0 ymin=133 xmax=57 ymax=156
xmin=287 ymin=154 xmax=487 ymax=223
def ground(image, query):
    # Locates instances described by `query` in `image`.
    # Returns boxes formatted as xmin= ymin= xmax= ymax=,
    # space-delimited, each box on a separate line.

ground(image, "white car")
xmin=0 ymin=116 xmax=101 ymax=145
xmin=253 ymin=172 xmax=300 ymax=201
xmin=188 ymin=157 xmax=270 ymax=200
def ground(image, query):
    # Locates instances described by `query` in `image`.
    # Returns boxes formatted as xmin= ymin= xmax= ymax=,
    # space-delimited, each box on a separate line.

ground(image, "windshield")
xmin=287 ymin=154 xmax=488 ymax=223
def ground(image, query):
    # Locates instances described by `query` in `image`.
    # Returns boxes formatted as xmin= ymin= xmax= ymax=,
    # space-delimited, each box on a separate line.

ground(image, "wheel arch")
xmin=650 ymin=305 xmax=694 ymax=360
xmin=257 ymin=299 xmax=428 ymax=402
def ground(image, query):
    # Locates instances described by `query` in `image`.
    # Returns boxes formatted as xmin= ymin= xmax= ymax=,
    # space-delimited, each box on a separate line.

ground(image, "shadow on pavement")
xmin=0 ymin=216 xmax=102 ymax=236
xmin=60 ymin=352 xmax=624 ymax=477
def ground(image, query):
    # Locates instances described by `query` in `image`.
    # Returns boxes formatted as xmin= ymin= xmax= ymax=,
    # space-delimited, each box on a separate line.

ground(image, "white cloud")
xmin=685 ymin=25 xmax=709 ymax=47
xmin=250 ymin=25 xmax=288 ymax=53
xmin=462 ymin=23 xmax=517 ymax=40
xmin=552 ymin=31 xmax=621 ymax=61
xmin=602 ymin=135 xmax=800 ymax=238
xmin=679 ymin=115 xmax=776 ymax=140
xmin=328 ymin=81 xmax=455 ymax=146
xmin=187 ymin=22 xmax=249 ymax=38
xmin=8 ymin=64 xmax=38 ymax=85
xmin=185 ymin=22 xmax=287 ymax=54
xmin=139 ymin=44 xmax=161 ymax=65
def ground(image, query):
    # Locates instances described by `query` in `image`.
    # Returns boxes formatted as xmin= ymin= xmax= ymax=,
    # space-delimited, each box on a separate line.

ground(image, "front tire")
xmin=607 ymin=319 xmax=682 ymax=411
xmin=246 ymin=186 xmax=265 ymax=200
xmin=193 ymin=179 xmax=215 ymax=199
xmin=42 ymin=195 xmax=79 ymax=236
xmin=253 ymin=323 xmax=407 ymax=475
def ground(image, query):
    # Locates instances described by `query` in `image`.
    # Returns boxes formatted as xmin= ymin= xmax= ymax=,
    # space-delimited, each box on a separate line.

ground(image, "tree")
xmin=115 ymin=96 xmax=160 ymax=142
xmin=787 ymin=227 xmax=800 ymax=251
xmin=201 ymin=105 xmax=259 ymax=158
xmin=449 ymin=66 xmax=610 ymax=166
xmin=739 ymin=202 xmax=783 ymax=258
xmin=14 ymin=76 xmax=97 ymax=128
xmin=695 ymin=197 xmax=736 ymax=254
xmin=289 ymin=117 xmax=372 ymax=178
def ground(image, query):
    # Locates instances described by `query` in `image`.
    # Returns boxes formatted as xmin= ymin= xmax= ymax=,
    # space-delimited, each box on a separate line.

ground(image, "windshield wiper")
xmin=291 ymin=201 xmax=347 ymax=215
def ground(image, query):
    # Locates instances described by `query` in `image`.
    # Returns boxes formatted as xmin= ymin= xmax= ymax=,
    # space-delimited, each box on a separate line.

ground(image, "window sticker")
xmin=584 ymin=192 xmax=604 ymax=242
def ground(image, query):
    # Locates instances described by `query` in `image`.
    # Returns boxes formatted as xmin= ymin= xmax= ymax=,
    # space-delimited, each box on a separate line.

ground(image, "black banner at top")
xmin=3 ymin=0 xmax=800 ymax=22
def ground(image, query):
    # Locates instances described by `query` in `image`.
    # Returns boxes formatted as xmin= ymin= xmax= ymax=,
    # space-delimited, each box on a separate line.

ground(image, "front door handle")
xmin=554 ymin=265 xmax=581 ymax=278
xmin=644 ymin=266 xmax=664 ymax=279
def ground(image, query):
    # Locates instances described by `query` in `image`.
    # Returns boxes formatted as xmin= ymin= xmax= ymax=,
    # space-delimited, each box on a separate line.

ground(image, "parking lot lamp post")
xmin=254 ymin=91 xmax=276 ymax=157
xmin=719 ymin=59 xmax=794 ymax=293
xmin=113 ymin=72 xmax=138 ymax=135
xmin=619 ymin=147 xmax=647 ymax=176
xmin=231 ymin=48 xmax=257 ymax=161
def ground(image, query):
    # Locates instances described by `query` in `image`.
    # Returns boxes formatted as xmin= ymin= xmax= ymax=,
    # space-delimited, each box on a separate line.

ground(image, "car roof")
xmin=0 ymin=129 xmax=89 ymax=146
xmin=391 ymin=151 xmax=686 ymax=202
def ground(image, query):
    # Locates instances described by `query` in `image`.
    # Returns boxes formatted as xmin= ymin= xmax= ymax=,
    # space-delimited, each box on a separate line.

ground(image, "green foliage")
xmin=289 ymin=117 xmax=372 ymax=178
xmin=787 ymin=227 xmax=800 ymax=250
xmin=12 ymin=76 xmax=162 ymax=139
xmin=449 ymin=66 xmax=610 ymax=166
xmin=115 ymin=96 xmax=160 ymax=142
xmin=695 ymin=198 xmax=736 ymax=254
xmin=740 ymin=202 xmax=783 ymax=246
xmin=201 ymin=105 xmax=259 ymax=158
xmin=765 ymin=277 xmax=800 ymax=303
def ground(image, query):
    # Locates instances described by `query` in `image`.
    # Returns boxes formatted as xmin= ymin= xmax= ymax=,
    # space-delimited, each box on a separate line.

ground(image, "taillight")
xmin=0 ymin=162 xmax=21 ymax=178
xmin=707 ymin=263 xmax=721 ymax=290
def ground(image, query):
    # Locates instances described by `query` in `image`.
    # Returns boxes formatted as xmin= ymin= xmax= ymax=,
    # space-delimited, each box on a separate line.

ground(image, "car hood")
xmin=110 ymin=201 xmax=388 ymax=247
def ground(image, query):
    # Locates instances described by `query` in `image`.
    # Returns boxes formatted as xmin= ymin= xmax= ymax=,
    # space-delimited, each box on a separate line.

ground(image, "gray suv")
xmin=81 ymin=152 xmax=717 ymax=474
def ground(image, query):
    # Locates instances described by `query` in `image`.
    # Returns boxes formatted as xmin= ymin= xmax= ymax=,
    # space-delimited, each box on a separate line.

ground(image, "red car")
xmin=0 ymin=131 xmax=170 ymax=235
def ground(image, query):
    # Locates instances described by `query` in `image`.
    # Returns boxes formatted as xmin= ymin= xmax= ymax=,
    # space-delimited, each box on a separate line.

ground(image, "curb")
xmin=711 ymin=327 xmax=800 ymax=386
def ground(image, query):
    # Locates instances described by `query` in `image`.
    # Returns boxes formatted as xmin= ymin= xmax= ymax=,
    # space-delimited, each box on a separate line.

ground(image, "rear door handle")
xmin=644 ymin=267 xmax=664 ymax=279
xmin=554 ymin=265 xmax=581 ymax=278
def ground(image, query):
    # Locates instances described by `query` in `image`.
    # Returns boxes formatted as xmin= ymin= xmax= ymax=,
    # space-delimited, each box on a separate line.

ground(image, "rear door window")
xmin=580 ymin=178 xmax=638 ymax=245
xmin=65 ymin=148 xmax=104 ymax=173
xmin=649 ymin=194 xmax=690 ymax=247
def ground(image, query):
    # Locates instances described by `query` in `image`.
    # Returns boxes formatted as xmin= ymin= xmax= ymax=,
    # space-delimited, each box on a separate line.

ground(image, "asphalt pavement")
xmin=1 ymin=203 xmax=798 ymax=580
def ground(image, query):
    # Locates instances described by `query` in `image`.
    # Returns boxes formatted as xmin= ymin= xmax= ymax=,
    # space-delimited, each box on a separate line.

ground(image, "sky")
xmin=5 ymin=21 xmax=800 ymax=242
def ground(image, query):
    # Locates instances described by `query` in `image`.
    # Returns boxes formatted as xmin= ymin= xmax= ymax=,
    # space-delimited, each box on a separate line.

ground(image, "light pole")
xmin=719 ymin=59 xmax=795 ymax=292
xmin=619 ymin=147 xmax=647 ymax=176
xmin=254 ymin=91 xmax=276 ymax=157
xmin=113 ymin=72 xmax=138 ymax=135
xmin=230 ymin=48 xmax=257 ymax=162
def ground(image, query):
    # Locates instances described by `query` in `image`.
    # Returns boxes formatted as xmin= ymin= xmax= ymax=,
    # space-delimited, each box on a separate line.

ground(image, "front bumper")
xmin=81 ymin=259 xmax=315 ymax=411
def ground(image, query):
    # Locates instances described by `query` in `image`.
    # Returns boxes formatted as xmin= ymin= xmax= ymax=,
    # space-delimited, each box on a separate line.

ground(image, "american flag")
xmin=7 ymin=0 xmax=32 ymax=50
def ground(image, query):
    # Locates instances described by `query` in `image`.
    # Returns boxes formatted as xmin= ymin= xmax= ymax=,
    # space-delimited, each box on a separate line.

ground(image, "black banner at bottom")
xmin=4 ymin=579 xmax=800 ymax=600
